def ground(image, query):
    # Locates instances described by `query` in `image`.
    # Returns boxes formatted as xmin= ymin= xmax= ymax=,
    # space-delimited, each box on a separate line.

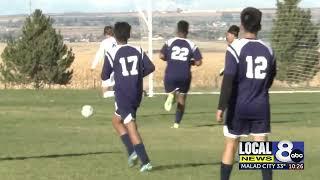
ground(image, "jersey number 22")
xmin=171 ymin=46 xmax=189 ymax=61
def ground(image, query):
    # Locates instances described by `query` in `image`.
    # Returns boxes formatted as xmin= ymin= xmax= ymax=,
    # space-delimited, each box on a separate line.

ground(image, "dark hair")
xmin=227 ymin=25 xmax=240 ymax=37
xmin=114 ymin=22 xmax=131 ymax=42
xmin=104 ymin=26 xmax=113 ymax=36
xmin=241 ymin=7 xmax=262 ymax=33
xmin=177 ymin=20 xmax=189 ymax=35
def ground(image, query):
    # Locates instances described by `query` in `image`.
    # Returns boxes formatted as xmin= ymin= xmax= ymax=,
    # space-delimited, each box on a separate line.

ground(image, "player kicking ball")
xmin=101 ymin=22 xmax=155 ymax=172
xmin=216 ymin=7 xmax=276 ymax=180
xmin=91 ymin=26 xmax=117 ymax=98
xmin=160 ymin=20 xmax=203 ymax=128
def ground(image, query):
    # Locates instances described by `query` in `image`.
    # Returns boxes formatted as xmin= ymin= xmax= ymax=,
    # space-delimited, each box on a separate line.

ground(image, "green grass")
xmin=0 ymin=90 xmax=319 ymax=180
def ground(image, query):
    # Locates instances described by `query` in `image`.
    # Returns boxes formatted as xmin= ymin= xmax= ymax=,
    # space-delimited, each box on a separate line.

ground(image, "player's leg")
xmin=113 ymin=101 xmax=138 ymax=168
xmin=112 ymin=114 xmax=136 ymax=161
xmin=164 ymin=89 xmax=178 ymax=111
xmin=172 ymin=93 xmax=187 ymax=128
xmin=164 ymin=76 xmax=178 ymax=111
xmin=252 ymin=135 xmax=272 ymax=180
xmin=125 ymin=120 xmax=152 ymax=172
xmin=220 ymin=136 xmax=239 ymax=180
xmin=220 ymin=113 xmax=244 ymax=180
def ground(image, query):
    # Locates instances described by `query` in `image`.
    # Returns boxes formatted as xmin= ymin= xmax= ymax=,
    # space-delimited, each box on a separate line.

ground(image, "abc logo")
xmin=290 ymin=149 xmax=304 ymax=163
xmin=275 ymin=141 xmax=304 ymax=163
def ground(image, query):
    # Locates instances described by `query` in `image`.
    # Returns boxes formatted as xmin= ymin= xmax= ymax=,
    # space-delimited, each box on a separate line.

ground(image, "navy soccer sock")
xmin=220 ymin=162 xmax=233 ymax=180
xmin=262 ymin=169 xmax=272 ymax=180
xmin=134 ymin=143 xmax=150 ymax=165
xmin=175 ymin=103 xmax=185 ymax=124
xmin=175 ymin=110 xmax=184 ymax=124
xmin=120 ymin=134 xmax=134 ymax=156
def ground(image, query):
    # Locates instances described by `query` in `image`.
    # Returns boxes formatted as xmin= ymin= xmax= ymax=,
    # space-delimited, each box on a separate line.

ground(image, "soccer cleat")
xmin=128 ymin=152 xmax=138 ymax=168
xmin=140 ymin=163 xmax=153 ymax=172
xmin=171 ymin=123 xmax=179 ymax=129
xmin=164 ymin=93 xmax=175 ymax=111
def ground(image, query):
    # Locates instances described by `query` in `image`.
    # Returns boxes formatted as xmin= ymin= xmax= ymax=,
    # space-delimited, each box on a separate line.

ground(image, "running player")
xmin=91 ymin=26 xmax=117 ymax=98
xmin=216 ymin=7 xmax=276 ymax=180
xmin=160 ymin=20 xmax=203 ymax=128
xmin=101 ymin=22 xmax=155 ymax=172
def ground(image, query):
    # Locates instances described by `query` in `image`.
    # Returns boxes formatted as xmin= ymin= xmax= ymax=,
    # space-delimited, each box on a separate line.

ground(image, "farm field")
xmin=0 ymin=42 xmax=319 ymax=89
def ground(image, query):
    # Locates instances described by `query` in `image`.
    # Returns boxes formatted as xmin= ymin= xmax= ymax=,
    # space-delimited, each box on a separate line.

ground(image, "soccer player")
xmin=220 ymin=25 xmax=240 ymax=76
xmin=226 ymin=25 xmax=240 ymax=45
xmin=160 ymin=20 xmax=203 ymax=129
xmin=101 ymin=22 xmax=155 ymax=172
xmin=216 ymin=7 xmax=276 ymax=180
xmin=91 ymin=26 xmax=117 ymax=98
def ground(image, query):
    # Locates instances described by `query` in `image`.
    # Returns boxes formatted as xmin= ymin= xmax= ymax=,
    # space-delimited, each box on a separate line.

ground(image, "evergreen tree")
xmin=0 ymin=9 xmax=74 ymax=88
xmin=271 ymin=0 xmax=319 ymax=83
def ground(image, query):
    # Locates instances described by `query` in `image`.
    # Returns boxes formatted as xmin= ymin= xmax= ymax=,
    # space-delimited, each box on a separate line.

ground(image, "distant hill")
xmin=0 ymin=8 xmax=319 ymax=42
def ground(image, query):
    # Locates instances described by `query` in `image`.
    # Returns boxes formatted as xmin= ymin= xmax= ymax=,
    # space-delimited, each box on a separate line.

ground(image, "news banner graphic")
xmin=239 ymin=141 xmax=304 ymax=170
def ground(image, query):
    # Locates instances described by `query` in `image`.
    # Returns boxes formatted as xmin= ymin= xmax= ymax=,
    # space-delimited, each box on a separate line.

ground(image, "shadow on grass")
xmin=153 ymin=162 xmax=220 ymax=171
xmin=273 ymin=102 xmax=320 ymax=105
xmin=0 ymin=151 xmax=121 ymax=161
xmin=273 ymin=111 xmax=320 ymax=115
xmin=140 ymin=111 xmax=213 ymax=118
xmin=195 ymin=123 xmax=221 ymax=127
xmin=195 ymin=119 xmax=302 ymax=128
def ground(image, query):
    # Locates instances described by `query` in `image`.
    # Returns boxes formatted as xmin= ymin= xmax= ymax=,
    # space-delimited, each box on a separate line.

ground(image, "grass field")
xmin=0 ymin=90 xmax=319 ymax=180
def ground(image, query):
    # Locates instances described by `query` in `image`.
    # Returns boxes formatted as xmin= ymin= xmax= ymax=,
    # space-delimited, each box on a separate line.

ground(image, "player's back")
xmin=162 ymin=37 xmax=201 ymax=79
xmin=106 ymin=45 xmax=150 ymax=107
xmin=228 ymin=38 xmax=276 ymax=120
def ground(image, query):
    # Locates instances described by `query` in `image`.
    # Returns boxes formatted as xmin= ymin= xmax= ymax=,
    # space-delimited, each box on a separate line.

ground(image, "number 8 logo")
xmin=276 ymin=141 xmax=293 ymax=163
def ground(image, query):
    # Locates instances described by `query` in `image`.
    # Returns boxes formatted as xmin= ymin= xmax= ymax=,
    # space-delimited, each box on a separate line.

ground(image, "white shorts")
xmin=223 ymin=126 xmax=269 ymax=139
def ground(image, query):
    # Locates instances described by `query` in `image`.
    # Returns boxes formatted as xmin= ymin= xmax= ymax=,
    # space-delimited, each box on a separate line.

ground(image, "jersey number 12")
xmin=246 ymin=56 xmax=268 ymax=79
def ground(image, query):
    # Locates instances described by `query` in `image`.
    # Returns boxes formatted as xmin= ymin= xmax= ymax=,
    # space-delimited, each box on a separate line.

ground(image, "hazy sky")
xmin=0 ymin=0 xmax=319 ymax=15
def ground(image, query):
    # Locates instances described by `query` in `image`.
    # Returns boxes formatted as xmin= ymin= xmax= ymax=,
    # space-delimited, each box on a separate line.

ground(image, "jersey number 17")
xmin=119 ymin=56 xmax=138 ymax=76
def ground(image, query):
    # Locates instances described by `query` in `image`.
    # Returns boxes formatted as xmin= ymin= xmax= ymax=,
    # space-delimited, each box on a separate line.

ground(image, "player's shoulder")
xmin=123 ymin=44 xmax=143 ymax=54
xmin=165 ymin=37 xmax=179 ymax=46
xmin=256 ymin=39 xmax=274 ymax=56
xmin=228 ymin=39 xmax=249 ymax=54
xmin=166 ymin=37 xmax=196 ymax=50
xmin=232 ymin=39 xmax=273 ymax=55
xmin=105 ymin=44 xmax=122 ymax=60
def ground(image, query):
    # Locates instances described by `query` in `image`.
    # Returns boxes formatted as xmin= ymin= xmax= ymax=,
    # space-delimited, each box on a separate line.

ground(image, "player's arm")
xmin=218 ymin=75 xmax=234 ymax=111
xmin=216 ymin=49 xmax=238 ymax=122
xmin=101 ymin=54 xmax=113 ymax=81
xmin=142 ymin=52 xmax=155 ymax=77
xmin=159 ymin=43 xmax=168 ymax=61
xmin=267 ymin=57 xmax=277 ymax=89
xmin=91 ymin=42 xmax=104 ymax=70
xmin=191 ymin=46 xmax=203 ymax=66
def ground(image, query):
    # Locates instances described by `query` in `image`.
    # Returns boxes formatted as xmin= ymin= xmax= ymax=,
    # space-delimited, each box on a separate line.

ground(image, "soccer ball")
xmin=81 ymin=105 xmax=93 ymax=118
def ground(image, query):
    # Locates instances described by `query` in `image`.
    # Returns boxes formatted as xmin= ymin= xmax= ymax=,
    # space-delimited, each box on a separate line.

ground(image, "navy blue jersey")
xmin=225 ymin=39 xmax=276 ymax=120
xmin=101 ymin=45 xmax=155 ymax=108
xmin=161 ymin=37 xmax=202 ymax=79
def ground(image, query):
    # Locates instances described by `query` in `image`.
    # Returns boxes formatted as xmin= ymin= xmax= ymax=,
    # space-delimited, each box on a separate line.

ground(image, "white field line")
xmin=152 ymin=90 xmax=320 ymax=95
